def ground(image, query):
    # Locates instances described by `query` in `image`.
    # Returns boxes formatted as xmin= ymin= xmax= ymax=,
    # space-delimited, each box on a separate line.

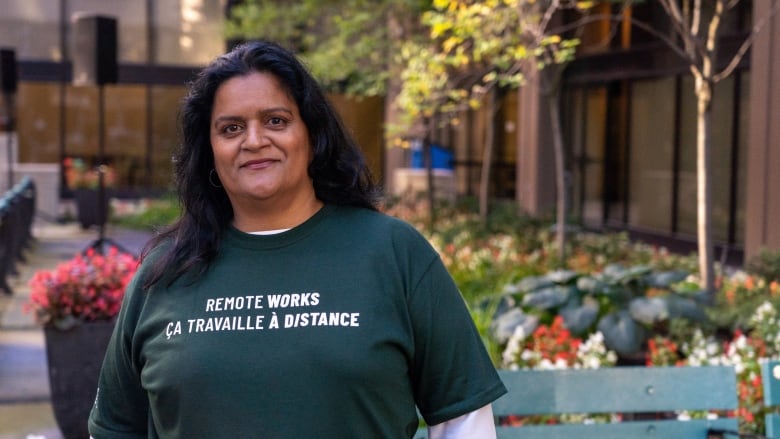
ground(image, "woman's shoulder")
xmin=331 ymin=205 xmax=422 ymax=235
xmin=328 ymin=205 xmax=434 ymax=253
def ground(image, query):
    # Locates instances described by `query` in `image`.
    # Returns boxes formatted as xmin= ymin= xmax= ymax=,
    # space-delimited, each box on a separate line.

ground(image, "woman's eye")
xmin=268 ymin=117 xmax=285 ymax=127
xmin=224 ymin=124 xmax=241 ymax=134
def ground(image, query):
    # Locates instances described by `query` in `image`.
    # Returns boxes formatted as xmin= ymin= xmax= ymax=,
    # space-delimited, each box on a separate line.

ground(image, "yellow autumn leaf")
xmin=442 ymin=36 xmax=459 ymax=53
xmin=432 ymin=21 xmax=454 ymax=38
xmin=433 ymin=0 xmax=449 ymax=10
xmin=577 ymin=1 xmax=595 ymax=10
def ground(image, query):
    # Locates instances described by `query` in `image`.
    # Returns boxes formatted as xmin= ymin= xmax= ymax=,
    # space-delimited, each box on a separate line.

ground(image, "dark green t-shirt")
xmin=89 ymin=205 xmax=506 ymax=438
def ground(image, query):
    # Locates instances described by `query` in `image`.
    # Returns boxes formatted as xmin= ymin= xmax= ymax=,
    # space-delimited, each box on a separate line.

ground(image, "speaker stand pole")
xmin=83 ymin=84 xmax=131 ymax=256
xmin=3 ymin=91 xmax=13 ymax=190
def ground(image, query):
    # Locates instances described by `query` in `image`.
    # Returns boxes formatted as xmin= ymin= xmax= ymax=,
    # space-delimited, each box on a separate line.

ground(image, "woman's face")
xmin=210 ymin=71 xmax=314 ymax=209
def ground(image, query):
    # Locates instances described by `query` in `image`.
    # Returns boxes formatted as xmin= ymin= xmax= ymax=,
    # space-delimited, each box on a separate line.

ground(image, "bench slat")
xmin=495 ymin=418 xmax=739 ymax=439
xmin=494 ymin=366 xmax=738 ymax=416
xmin=762 ymin=360 xmax=780 ymax=438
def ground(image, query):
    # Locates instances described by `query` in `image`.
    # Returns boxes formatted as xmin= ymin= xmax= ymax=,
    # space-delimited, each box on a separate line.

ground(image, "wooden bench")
xmin=762 ymin=359 xmax=780 ymax=438
xmin=0 ymin=177 xmax=36 ymax=295
xmin=416 ymin=365 xmax=740 ymax=438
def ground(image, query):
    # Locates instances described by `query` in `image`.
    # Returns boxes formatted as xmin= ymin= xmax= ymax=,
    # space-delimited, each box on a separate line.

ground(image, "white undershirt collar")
xmin=249 ymin=228 xmax=291 ymax=235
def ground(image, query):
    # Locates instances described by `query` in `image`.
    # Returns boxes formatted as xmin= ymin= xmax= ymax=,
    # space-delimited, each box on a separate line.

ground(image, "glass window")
xmin=103 ymin=84 xmax=147 ymax=188
xmin=605 ymin=82 xmax=630 ymax=224
xmin=677 ymin=75 xmax=737 ymax=243
xmin=149 ymin=85 xmax=187 ymax=188
xmin=329 ymin=94 xmax=384 ymax=182
xmin=677 ymin=76 xmax=698 ymax=238
xmin=0 ymin=0 xmax=62 ymax=60
xmin=582 ymin=87 xmax=608 ymax=226
xmin=16 ymin=82 xmax=62 ymax=162
xmin=62 ymin=83 xmax=186 ymax=191
xmin=734 ymin=73 xmax=749 ymax=244
xmin=153 ymin=0 xmax=226 ymax=65
xmin=566 ymin=88 xmax=584 ymax=220
xmin=628 ymin=77 xmax=675 ymax=233
xmin=711 ymin=76 xmax=738 ymax=244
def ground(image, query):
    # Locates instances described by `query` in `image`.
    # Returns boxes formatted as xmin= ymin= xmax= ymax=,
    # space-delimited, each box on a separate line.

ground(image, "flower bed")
xmin=383 ymin=197 xmax=780 ymax=435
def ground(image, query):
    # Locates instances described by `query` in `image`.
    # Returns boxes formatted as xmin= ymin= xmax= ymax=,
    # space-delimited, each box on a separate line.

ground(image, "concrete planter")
xmin=73 ymin=189 xmax=109 ymax=229
xmin=44 ymin=319 xmax=115 ymax=439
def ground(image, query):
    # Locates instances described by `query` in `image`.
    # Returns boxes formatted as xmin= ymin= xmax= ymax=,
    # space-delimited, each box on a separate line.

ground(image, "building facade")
xmin=0 ymin=0 xmax=384 ymax=220
xmin=1 ymin=0 xmax=226 ymax=200
xmin=3 ymin=1 xmax=778 ymax=263
xmin=508 ymin=1 xmax=780 ymax=263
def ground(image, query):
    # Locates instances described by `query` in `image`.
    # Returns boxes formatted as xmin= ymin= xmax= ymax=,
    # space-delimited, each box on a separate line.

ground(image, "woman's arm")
xmin=428 ymin=404 xmax=497 ymax=439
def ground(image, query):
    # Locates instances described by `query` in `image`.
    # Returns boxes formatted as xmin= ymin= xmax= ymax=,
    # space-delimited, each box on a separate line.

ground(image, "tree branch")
xmin=715 ymin=0 xmax=780 ymax=82
xmin=548 ymin=13 xmax=697 ymax=73
xmin=658 ymin=0 xmax=705 ymax=63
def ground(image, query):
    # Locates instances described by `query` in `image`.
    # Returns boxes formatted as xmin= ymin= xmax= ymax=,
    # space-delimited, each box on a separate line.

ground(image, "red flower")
xmin=25 ymin=247 xmax=138 ymax=330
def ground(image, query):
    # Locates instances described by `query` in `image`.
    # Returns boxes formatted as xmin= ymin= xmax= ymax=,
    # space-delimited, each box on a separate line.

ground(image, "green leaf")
xmin=666 ymin=294 xmax=709 ymax=321
xmin=597 ymin=311 xmax=647 ymax=355
xmin=576 ymin=276 xmax=607 ymax=293
xmin=646 ymin=270 xmax=689 ymax=288
xmin=601 ymin=264 xmax=627 ymax=280
xmin=616 ymin=265 xmax=652 ymax=284
xmin=490 ymin=308 xmax=539 ymax=344
xmin=628 ymin=297 xmax=669 ymax=325
xmin=547 ymin=269 xmax=579 ymax=284
xmin=514 ymin=275 xmax=555 ymax=293
xmin=560 ymin=303 xmax=599 ymax=335
xmin=522 ymin=285 xmax=573 ymax=309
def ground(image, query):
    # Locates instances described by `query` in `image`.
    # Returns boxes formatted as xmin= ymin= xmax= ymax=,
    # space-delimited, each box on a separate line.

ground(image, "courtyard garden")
xmin=114 ymin=194 xmax=780 ymax=434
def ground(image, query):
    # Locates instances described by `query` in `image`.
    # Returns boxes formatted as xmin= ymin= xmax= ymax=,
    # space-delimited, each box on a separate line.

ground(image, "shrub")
xmin=25 ymin=247 xmax=138 ymax=330
xmin=746 ymin=247 xmax=780 ymax=283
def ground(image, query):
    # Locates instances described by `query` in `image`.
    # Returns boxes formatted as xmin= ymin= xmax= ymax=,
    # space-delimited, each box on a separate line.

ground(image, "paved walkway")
xmin=0 ymin=221 xmax=153 ymax=439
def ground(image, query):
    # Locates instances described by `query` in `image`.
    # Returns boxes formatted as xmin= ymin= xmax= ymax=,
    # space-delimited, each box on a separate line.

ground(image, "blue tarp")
xmin=410 ymin=144 xmax=453 ymax=170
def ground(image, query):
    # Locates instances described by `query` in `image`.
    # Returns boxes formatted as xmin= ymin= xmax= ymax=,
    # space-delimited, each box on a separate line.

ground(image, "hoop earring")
xmin=209 ymin=169 xmax=223 ymax=188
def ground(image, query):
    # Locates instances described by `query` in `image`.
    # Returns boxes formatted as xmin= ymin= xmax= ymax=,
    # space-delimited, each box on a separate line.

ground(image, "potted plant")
xmin=25 ymin=247 xmax=138 ymax=439
xmin=63 ymin=157 xmax=118 ymax=229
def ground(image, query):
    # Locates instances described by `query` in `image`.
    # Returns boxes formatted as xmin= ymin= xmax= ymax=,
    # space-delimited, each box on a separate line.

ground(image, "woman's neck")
xmin=231 ymin=195 xmax=324 ymax=233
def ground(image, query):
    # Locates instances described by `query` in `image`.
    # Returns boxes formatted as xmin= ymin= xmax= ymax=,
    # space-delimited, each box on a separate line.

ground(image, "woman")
xmin=89 ymin=41 xmax=506 ymax=439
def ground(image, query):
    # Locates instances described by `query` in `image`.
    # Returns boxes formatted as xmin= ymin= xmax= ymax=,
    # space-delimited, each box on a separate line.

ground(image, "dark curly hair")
xmin=142 ymin=41 xmax=380 ymax=288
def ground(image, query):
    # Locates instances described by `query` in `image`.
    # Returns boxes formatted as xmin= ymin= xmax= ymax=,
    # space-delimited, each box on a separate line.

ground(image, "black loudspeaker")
xmin=0 ymin=49 xmax=17 ymax=93
xmin=71 ymin=14 xmax=118 ymax=86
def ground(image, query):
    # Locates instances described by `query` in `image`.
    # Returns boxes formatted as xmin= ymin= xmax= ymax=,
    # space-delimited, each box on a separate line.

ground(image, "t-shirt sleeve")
xmin=88 ymin=272 xmax=150 ymax=438
xmin=428 ymin=404 xmax=497 ymax=438
xmin=408 ymin=254 xmax=507 ymax=425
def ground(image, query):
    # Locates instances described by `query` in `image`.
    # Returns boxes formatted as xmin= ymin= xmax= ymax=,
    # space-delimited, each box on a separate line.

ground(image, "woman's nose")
xmin=243 ymin=122 xmax=268 ymax=149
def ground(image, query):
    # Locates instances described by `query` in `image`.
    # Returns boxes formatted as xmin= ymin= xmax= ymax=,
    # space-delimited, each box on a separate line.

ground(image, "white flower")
xmin=501 ymin=325 xmax=528 ymax=368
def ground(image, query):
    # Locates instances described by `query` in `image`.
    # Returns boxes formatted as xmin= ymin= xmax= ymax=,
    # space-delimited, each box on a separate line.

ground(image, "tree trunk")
xmin=548 ymin=89 xmax=567 ymax=265
xmin=479 ymin=89 xmax=497 ymax=222
xmin=424 ymin=136 xmax=436 ymax=232
xmin=695 ymin=0 xmax=723 ymax=294
xmin=696 ymin=77 xmax=715 ymax=292
xmin=383 ymin=10 xmax=407 ymax=196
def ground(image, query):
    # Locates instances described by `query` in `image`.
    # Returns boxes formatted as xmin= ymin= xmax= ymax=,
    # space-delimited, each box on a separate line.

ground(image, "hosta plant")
xmin=492 ymin=264 xmax=711 ymax=356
